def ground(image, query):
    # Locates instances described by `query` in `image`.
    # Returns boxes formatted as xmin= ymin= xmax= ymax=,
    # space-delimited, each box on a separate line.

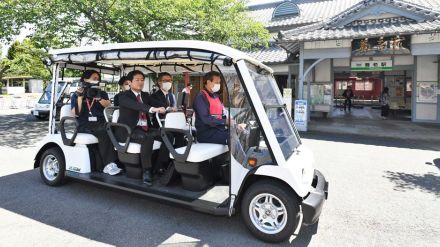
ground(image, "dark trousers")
xmin=381 ymin=105 xmax=389 ymax=117
xmin=130 ymin=127 xmax=159 ymax=171
xmin=197 ymin=128 xmax=228 ymax=145
xmin=78 ymin=122 xmax=117 ymax=171
xmin=344 ymin=98 xmax=352 ymax=111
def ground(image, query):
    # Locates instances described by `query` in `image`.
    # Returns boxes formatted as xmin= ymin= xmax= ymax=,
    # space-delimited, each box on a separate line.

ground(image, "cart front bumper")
xmin=31 ymin=109 xmax=49 ymax=117
xmin=301 ymin=169 xmax=328 ymax=225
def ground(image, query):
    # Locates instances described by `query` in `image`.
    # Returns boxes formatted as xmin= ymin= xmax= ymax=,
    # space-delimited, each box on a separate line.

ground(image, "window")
xmin=355 ymin=80 xmax=373 ymax=91
xmin=272 ymin=1 xmax=300 ymax=19
xmin=246 ymin=62 xmax=300 ymax=160
xmin=225 ymin=72 xmax=273 ymax=168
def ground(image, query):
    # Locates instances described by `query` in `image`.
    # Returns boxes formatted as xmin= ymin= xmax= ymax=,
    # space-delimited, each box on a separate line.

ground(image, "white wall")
xmin=315 ymin=59 xmax=331 ymax=82
xmin=415 ymin=55 xmax=438 ymax=121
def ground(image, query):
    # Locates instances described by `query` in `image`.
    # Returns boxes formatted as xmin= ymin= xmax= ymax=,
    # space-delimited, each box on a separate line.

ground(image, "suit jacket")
xmin=151 ymin=90 xmax=175 ymax=108
xmin=117 ymin=90 xmax=159 ymax=131
xmin=150 ymin=90 xmax=175 ymax=127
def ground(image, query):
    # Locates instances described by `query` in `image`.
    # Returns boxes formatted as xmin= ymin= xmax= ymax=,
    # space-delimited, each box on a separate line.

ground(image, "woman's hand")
xmin=76 ymin=87 xmax=85 ymax=97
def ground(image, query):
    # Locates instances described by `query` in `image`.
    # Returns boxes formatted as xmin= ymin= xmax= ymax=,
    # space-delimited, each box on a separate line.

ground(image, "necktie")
xmin=168 ymin=93 xmax=174 ymax=107
xmin=136 ymin=94 xmax=149 ymax=132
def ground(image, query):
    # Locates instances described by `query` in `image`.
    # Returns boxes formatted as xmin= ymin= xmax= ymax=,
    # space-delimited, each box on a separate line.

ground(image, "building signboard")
xmin=294 ymin=100 xmax=308 ymax=132
xmin=412 ymin=33 xmax=440 ymax=44
xmin=352 ymin=35 xmax=411 ymax=56
xmin=351 ymin=60 xmax=393 ymax=71
xmin=304 ymin=39 xmax=352 ymax=49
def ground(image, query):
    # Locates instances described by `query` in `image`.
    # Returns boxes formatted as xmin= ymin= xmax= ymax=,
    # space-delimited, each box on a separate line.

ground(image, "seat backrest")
xmin=164 ymin=112 xmax=187 ymax=130
xmin=112 ymin=109 xmax=120 ymax=123
xmin=60 ymin=104 xmax=74 ymax=119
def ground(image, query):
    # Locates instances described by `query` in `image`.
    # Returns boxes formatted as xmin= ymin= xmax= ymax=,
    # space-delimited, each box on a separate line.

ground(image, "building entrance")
xmin=332 ymin=71 xmax=412 ymax=120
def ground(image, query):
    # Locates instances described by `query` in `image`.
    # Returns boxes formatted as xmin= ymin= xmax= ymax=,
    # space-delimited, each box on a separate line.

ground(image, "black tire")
xmin=241 ymin=180 xmax=300 ymax=243
xmin=39 ymin=147 xmax=66 ymax=186
xmin=35 ymin=115 xmax=48 ymax=120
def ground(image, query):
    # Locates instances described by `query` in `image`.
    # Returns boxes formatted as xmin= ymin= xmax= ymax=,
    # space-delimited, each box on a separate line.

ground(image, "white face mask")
xmin=212 ymin=84 xmax=221 ymax=93
xmin=162 ymin=82 xmax=172 ymax=91
xmin=122 ymin=85 xmax=130 ymax=91
xmin=85 ymin=79 xmax=99 ymax=84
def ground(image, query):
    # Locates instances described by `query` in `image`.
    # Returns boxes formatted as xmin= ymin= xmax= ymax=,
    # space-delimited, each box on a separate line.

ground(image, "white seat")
xmin=112 ymin=109 xmax=120 ymax=123
xmin=164 ymin=112 xmax=187 ymax=129
xmin=170 ymin=143 xmax=228 ymax=162
xmin=66 ymin=133 xmax=99 ymax=145
xmin=60 ymin=105 xmax=100 ymax=145
xmin=117 ymin=141 xmax=162 ymax=154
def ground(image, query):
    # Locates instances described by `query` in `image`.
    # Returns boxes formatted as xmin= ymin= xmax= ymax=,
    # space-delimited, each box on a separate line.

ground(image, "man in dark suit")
xmin=117 ymin=70 xmax=166 ymax=185
xmin=151 ymin=72 xmax=177 ymax=126
xmin=151 ymin=72 xmax=185 ymax=171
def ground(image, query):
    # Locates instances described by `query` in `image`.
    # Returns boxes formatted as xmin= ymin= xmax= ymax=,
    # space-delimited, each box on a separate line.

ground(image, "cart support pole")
xmin=48 ymin=64 xmax=59 ymax=134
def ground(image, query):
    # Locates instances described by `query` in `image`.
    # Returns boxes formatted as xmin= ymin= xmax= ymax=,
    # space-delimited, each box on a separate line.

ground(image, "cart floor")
xmin=66 ymin=171 xmax=231 ymax=215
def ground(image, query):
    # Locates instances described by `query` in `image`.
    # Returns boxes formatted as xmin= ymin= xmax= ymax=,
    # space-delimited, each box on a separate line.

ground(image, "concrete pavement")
xmin=0 ymin=111 xmax=439 ymax=246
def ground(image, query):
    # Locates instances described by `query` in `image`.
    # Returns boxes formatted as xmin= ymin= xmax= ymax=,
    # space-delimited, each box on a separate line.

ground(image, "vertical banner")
xmin=294 ymin=100 xmax=308 ymax=131
xmin=283 ymin=88 xmax=292 ymax=116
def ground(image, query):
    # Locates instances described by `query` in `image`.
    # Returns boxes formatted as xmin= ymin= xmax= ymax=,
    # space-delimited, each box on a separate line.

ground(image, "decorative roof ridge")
xmin=323 ymin=0 xmax=440 ymax=28
xmin=280 ymin=0 xmax=440 ymax=41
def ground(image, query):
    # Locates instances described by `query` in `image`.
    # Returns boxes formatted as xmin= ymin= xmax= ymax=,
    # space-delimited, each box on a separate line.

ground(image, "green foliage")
xmin=0 ymin=0 xmax=269 ymax=50
xmin=2 ymin=39 xmax=50 ymax=79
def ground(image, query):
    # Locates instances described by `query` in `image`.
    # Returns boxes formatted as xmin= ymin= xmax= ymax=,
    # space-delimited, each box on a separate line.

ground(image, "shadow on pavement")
xmin=0 ymin=114 xmax=47 ymax=149
xmin=0 ymin=169 xmax=317 ymax=247
xmin=383 ymin=170 xmax=440 ymax=197
xmin=301 ymin=131 xmax=440 ymax=151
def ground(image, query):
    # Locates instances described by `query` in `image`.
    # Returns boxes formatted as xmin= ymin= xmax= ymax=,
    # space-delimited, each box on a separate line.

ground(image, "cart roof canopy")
xmin=49 ymin=40 xmax=273 ymax=75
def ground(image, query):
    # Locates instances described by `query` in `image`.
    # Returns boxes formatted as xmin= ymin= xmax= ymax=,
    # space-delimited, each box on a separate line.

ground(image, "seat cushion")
xmin=66 ymin=133 xmax=99 ymax=145
xmin=170 ymin=143 xmax=228 ymax=162
xmin=118 ymin=141 xmax=162 ymax=153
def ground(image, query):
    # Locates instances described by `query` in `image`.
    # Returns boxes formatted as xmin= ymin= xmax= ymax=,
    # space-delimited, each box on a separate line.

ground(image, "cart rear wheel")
xmin=39 ymin=147 xmax=66 ymax=186
xmin=241 ymin=180 xmax=299 ymax=243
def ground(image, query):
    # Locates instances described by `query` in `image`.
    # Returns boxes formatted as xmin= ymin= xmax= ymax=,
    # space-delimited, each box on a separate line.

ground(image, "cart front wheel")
xmin=241 ymin=180 xmax=299 ymax=243
xmin=39 ymin=147 xmax=66 ymax=186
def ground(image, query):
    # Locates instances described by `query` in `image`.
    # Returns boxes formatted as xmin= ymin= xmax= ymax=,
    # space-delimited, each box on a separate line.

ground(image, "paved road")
xmin=1 ymin=111 xmax=439 ymax=247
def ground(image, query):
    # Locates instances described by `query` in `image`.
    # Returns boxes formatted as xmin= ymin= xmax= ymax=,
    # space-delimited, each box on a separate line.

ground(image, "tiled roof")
xmin=280 ymin=0 xmax=440 ymax=42
xmin=281 ymin=19 xmax=440 ymax=42
xmin=245 ymin=44 xmax=288 ymax=64
xmin=247 ymin=0 xmax=362 ymax=29
xmin=403 ymin=0 xmax=440 ymax=11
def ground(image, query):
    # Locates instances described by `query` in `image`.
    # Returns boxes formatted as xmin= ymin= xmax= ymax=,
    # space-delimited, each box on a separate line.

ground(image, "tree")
xmin=0 ymin=0 xmax=270 ymax=50
xmin=2 ymin=39 xmax=50 ymax=79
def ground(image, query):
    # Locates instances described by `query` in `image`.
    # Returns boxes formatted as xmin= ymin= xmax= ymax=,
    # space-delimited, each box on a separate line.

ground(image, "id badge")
xmin=139 ymin=120 xmax=148 ymax=126
xmin=88 ymin=116 xmax=97 ymax=122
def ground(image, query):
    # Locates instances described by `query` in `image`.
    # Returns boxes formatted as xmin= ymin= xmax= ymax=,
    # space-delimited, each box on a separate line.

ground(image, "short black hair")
xmin=204 ymin=71 xmax=221 ymax=85
xmin=158 ymin=72 xmax=172 ymax=81
xmin=118 ymin=76 xmax=128 ymax=86
xmin=80 ymin=70 xmax=100 ymax=82
xmin=126 ymin=70 xmax=145 ymax=81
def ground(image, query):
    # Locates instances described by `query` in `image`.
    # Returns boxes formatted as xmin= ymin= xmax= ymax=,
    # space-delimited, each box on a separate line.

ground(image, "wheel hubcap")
xmin=249 ymin=193 xmax=287 ymax=234
xmin=42 ymin=154 xmax=59 ymax=181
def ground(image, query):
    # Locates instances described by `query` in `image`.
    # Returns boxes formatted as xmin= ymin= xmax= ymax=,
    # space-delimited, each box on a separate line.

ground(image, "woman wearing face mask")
xmin=113 ymin=76 xmax=130 ymax=107
xmin=192 ymin=71 xmax=228 ymax=145
xmin=71 ymin=70 xmax=119 ymax=174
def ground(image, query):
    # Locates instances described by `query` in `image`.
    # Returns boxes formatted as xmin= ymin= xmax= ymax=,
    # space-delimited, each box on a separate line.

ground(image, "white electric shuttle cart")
xmin=34 ymin=41 xmax=328 ymax=243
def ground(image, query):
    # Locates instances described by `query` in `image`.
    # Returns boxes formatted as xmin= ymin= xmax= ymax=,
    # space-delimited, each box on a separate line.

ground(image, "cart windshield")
xmin=38 ymin=81 xmax=66 ymax=104
xmin=246 ymin=62 xmax=300 ymax=160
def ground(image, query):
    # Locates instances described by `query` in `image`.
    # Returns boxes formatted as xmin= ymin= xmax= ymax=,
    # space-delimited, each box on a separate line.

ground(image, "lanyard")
xmin=86 ymin=99 xmax=96 ymax=115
